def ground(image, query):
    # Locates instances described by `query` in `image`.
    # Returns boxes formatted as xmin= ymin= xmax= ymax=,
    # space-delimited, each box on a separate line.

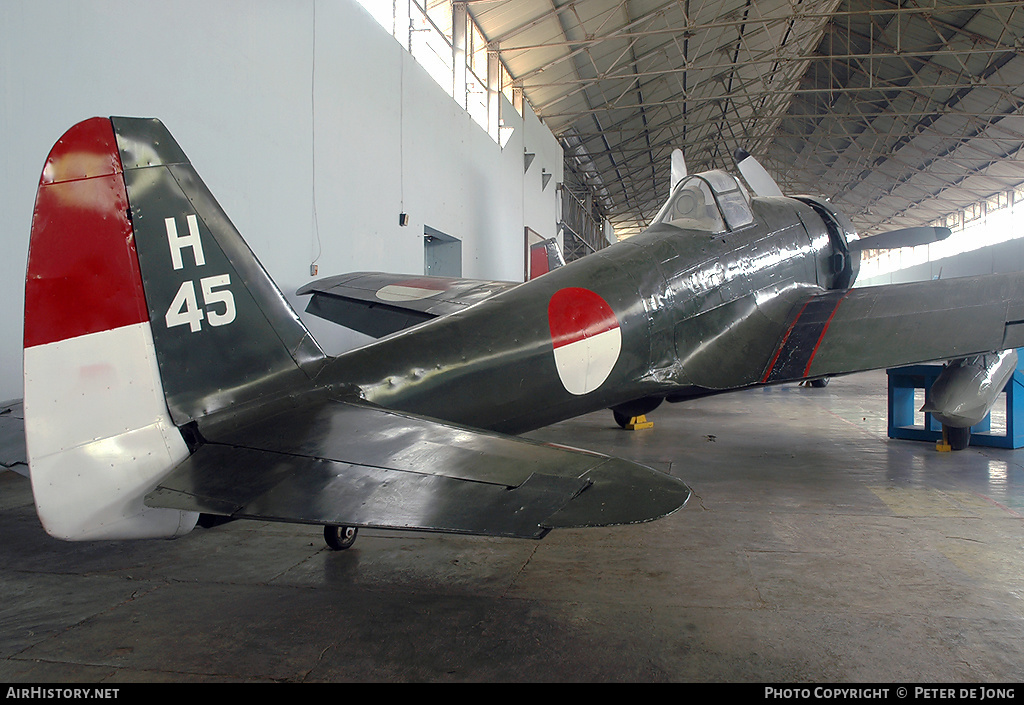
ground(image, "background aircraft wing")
xmin=145 ymin=398 xmax=690 ymax=538
xmin=761 ymin=272 xmax=1024 ymax=384
xmin=298 ymin=273 xmax=518 ymax=338
xmin=0 ymin=400 xmax=27 ymax=476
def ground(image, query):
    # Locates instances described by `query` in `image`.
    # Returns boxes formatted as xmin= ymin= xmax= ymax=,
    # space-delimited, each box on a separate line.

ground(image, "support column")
xmin=452 ymin=1 xmax=467 ymax=109
xmin=487 ymin=50 xmax=500 ymax=142
xmin=396 ymin=0 xmax=411 ymax=51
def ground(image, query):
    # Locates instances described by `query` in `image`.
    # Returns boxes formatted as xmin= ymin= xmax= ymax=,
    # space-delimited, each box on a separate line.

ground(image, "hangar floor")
xmin=1 ymin=369 xmax=1023 ymax=683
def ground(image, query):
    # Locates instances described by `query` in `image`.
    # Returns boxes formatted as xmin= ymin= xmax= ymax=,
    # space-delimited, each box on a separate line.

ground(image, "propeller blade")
xmin=671 ymin=149 xmax=687 ymax=195
xmin=848 ymin=226 xmax=951 ymax=252
xmin=734 ymin=148 xmax=783 ymax=198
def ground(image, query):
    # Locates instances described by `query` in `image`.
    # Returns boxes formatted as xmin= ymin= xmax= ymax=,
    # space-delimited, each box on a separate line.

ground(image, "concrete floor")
xmin=1 ymin=370 xmax=1023 ymax=682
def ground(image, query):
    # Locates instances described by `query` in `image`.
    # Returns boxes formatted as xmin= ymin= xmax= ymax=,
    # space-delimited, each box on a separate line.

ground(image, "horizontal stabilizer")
xmin=0 ymin=401 xmax=27 ymax=476
xmin=146 ymin=399 xmax=690 ymax=538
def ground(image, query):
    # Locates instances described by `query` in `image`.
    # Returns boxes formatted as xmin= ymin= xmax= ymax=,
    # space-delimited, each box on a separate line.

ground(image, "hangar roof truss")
xmin=468 ymin=0 xmax=1024 ymax=239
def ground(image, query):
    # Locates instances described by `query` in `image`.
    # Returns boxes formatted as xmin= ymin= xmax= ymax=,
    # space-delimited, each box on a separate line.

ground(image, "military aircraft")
xmin=23 ymin=117 xmax=1024 ymax=550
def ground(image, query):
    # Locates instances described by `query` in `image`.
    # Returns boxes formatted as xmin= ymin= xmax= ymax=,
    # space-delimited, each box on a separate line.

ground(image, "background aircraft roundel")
xmin=547 ymin=287 xmax=622 ymax=395
xmin=375 ymin=278 xmax=448 ymax=302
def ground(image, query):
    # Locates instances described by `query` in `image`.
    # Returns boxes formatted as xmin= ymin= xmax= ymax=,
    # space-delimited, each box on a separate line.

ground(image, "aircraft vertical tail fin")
xmin=110 ymin=117 xmax=327 ymax=424
xmin=528 ymin=237 xmax=566 ymax=279
xmin=23 ymin=117 xmax=325 ymax=540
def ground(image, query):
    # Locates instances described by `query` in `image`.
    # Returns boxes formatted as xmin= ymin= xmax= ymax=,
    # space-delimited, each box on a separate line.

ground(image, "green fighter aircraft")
xmin=23 ymin=117 xmax=1024 ymax=549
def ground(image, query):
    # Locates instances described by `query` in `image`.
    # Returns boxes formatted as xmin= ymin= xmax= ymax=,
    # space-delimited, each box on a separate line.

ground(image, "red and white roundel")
xmin=548 ymin=287 xmax=622 ymax=395
xmin=376 ymin=278 xmax=448 ymax=302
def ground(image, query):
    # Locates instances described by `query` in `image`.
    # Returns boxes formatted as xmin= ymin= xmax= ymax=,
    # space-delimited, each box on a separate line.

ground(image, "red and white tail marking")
xmin=547 ymin=287 xmax=622 ymax=396
xmin=23 ymin=118 xmax=195 ymax=540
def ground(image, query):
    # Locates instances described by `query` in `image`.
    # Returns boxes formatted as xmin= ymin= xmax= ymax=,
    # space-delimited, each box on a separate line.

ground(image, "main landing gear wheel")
xmin=611 ymin=397 xmax=664 ymax=429
xmin=945 ymin=425 xmax=971 ymax=451
xmin=612 ymin=409 xmax=632 ymax=429
xmin=809 ymin=377 xmax=830 ymax=388
xmin=324 ymin=525 xmax=358 ymax=550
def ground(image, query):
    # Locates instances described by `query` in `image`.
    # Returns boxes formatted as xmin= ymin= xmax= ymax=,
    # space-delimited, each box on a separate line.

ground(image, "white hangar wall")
xmin=0 ymin=0 xmax=563 ymax=400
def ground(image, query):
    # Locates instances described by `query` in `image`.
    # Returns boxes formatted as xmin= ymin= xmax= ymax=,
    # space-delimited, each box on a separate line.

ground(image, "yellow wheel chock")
xmin=625 ymin=415 xmax=654 ymax=430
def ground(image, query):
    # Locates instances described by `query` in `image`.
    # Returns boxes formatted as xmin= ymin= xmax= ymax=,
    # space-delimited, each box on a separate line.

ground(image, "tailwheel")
xmin=324 ymin=525 xmax=358 ymax=550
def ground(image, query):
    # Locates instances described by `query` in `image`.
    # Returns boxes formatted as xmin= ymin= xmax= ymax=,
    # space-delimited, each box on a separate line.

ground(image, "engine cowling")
xmin=793 ymin=195 xmax=859 ymax=290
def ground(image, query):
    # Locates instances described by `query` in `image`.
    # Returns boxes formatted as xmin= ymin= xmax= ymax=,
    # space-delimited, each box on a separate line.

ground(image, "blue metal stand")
xmin=887 ymin=353 xmax=1024 ymax=449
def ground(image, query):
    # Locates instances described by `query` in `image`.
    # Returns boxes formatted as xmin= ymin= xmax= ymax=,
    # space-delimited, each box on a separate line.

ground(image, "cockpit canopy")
xmin=653 ymin=170 xmax=754 ymax=233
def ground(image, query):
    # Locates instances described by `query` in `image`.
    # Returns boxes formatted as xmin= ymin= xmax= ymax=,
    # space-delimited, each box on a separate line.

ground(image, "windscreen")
xmin=653 ymin=171 xmax=753 ymax=232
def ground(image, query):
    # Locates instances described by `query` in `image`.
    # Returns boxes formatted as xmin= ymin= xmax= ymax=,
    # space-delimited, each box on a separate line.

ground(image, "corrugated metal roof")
xmin=470 ymin=0 xmax=1024 ymax=238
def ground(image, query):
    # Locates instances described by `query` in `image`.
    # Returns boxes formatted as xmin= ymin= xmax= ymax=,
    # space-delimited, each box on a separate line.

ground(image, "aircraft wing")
xmin=298 ymin=273 xmax=518 ymax=338
xmin=145 ymin=398 xmax=690 ymax=538
xmin=0 ymin=400 xmax=27 ymax=476
xmin=761 ymin=272 xmax=1024 ymax=384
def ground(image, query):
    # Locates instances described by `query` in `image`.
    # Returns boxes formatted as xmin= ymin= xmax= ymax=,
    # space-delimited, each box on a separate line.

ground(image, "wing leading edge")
xmin=762 ymin=272 xmax=1024 ymax=384
xmin=145 ymin=399 xmax=691 ymax=538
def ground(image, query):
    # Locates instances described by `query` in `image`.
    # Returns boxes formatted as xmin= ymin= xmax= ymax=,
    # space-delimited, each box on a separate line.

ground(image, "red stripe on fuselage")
xmin=801 ymin=290 xmax=851 ymax=377
xmin=24 ymin=118 xmax=149 ymax=348
xmin=760 ymin=298 xmax=812 ymax=384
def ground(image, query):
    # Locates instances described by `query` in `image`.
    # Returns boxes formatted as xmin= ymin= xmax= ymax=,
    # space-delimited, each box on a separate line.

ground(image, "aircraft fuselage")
xmin=322 ymin=195 xmax=847 ymax=434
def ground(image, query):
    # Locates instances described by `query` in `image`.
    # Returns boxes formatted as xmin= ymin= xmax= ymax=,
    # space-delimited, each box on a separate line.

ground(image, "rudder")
xmin=24 ymin=117 xmax=196 ymax=540
xmin=23 ymin=117 xmax=326 ymax=540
